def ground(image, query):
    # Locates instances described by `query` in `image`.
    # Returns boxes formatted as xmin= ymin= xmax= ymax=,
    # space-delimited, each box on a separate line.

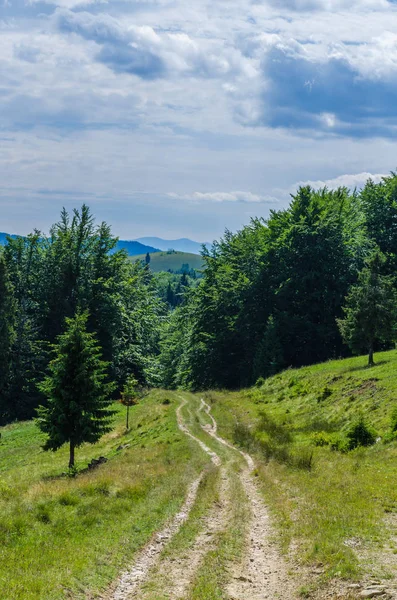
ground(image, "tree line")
xmin=2 ymin=174 xmax=397 ymax=448
xmin=161 ymin=173 xmax=397 ymax=389
xmin=0 ymin=205 xmax=163 ymax=425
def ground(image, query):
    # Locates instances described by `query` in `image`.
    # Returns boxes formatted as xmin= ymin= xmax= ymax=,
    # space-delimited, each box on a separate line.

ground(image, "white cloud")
xmin=0 ymin=0 xmax=396 ymax=239
xmin=295 ymin=172 xmax=387 ymax=190
xmin=168 ymin=191 xmax=278 ymax=203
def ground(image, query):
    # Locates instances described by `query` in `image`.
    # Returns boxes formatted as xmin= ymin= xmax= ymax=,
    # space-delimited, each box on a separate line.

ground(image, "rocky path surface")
xmin=102 ymin=394 xmax=297 ymax=600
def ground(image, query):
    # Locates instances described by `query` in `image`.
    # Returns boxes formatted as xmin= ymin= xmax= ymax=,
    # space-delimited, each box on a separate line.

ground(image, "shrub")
xmin=255 ymin=377 xmax=266 ymax=387
xmin=346 ymin=416 xmax=377 ymax=450
xmin=390 ymin=408 xmax=397 ymax=433
xmin=329 ymin=434 xmax=349 ymax=453
xmin=317 ymin=386 xmax=332 ymax=402
xmin=311 ymin=431 xmax=332 ymax=447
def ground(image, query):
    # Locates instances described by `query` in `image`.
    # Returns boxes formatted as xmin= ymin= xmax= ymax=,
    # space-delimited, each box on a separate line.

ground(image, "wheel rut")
xmin=200 ymin=398 xmax=297 ymax=600
xmin=101 ymin=395 xmax=297 ymax=600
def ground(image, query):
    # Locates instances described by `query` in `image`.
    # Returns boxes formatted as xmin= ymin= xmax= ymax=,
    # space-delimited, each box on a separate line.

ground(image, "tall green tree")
xmin=0 ymin=252 xmax=15 ymax=413
xmin=37 ymin=311 xmax=115 ymax=469
xmin=337 ymin=251 xmax=397 ymax=366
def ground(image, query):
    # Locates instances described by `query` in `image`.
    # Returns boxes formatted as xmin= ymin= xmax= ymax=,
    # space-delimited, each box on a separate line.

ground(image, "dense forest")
xmin=0 ymin=206 xmax=163 ymax=424
xmin=2 ymin=174 xmax=397 ymax=424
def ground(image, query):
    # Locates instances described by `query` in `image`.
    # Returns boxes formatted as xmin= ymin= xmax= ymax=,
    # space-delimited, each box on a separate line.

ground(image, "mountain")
xmin=0 ymin=232 xmax=17 ymax=244
xmin=136 ymin=237 xmax=207 ymax=255
xmin=0 ymin=232 xmax=159 ymax=257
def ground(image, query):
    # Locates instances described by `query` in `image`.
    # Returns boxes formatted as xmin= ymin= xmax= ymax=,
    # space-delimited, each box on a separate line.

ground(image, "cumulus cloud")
xmin=248 ymin=41 xmax=397 ymax=137
xmin=168 ymin=191 xmax=278 ymax=203
xmin=1 ymin=0 xmax=397 ymax=239
xmin=295 ymin=172 xmax=387 ymax=190
xmin=56 ymin=9 xmax=252 ymax=80
xmin=266 ymin=0 xmax=390 ymax=11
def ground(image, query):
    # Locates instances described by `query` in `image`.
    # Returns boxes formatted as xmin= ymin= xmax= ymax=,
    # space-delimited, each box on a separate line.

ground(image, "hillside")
xmin=3 ymin=353 xmax=397 ymax=598
xmin=133 ymin=250 xmax=204 ymax=273
xmin=0 ymin=390 xmax=207 ymax=599
xmin=208 ymin=349 xmax=397 ymax=594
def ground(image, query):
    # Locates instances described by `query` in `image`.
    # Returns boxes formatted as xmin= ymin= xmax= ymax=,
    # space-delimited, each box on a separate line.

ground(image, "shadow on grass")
xmin=342 ymin=360 xmax=389 ymax=374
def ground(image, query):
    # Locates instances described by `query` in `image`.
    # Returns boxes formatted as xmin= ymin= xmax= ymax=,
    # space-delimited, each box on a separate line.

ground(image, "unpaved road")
xmin=103 ymin=394 xmax=297 ymax=600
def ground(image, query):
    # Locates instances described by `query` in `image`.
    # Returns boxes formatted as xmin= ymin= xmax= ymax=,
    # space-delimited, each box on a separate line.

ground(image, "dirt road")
xmin=104 ymin=394 xmax=298 ymax=600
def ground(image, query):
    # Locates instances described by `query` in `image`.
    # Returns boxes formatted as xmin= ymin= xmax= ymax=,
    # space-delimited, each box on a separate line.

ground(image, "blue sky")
xmin=0 ymin=0 xmax=396 ymax=241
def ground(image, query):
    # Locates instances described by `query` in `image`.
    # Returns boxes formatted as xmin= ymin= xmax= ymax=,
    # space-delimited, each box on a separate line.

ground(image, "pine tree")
xmin=145 ymin=252 xmax=151 ymax=265
xmin=36 ymin=311 xmax=115 ymax=469
xmin=337 ymin=251 xmax=397 ymax=366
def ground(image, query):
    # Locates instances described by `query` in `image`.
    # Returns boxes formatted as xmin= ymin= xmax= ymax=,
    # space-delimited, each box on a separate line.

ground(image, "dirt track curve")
xmin=102 ymin=394 xmax=297 ymax=600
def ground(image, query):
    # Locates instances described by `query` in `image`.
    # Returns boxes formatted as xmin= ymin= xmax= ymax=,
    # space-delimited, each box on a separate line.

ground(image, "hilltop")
xmin=133 ymin=250 xmax=204 ymax=273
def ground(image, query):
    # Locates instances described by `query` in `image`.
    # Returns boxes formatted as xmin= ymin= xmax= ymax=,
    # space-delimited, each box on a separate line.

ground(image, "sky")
xmin=0 ymin=0 xmax=396 ymax=242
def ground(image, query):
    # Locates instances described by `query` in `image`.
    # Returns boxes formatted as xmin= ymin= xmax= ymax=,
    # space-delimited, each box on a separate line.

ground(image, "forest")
xmin=1 ymin=173 xmax=397 ymax=425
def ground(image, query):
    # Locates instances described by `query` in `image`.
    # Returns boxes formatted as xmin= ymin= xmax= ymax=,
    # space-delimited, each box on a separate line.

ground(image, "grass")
xmin=177 ymin=394 xmax=250 ymax=600
xmin=132 ymin=251 xmax=204 ymax=273
xmin=139 ymin=465 xmax=221 ymax=599
xmin=0 ymin=390 xmax=209 ymax=600
xmin=188 ymin=466 xmax=247 ymax=600
xmin=208 ymin=349 xmax=397 ymax=581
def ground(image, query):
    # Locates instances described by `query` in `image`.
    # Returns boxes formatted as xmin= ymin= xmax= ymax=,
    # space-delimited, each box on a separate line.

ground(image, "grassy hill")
xmin=132 ymin=250 xmax=204 ymax=273
xmin=0 ymin=391 xmax=207 ymax=600
xmin=208 ymin=349 xmax=397 ymax=586
xmin=3 ymin=351 xmax=397 ymax=597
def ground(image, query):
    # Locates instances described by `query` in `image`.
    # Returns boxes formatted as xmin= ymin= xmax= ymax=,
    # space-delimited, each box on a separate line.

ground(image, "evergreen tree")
xmin=0 ymin=252 xmax=15 ymax=413
xmin=145 ymin=252 xmax=151 ymax=265
xmin=36 ymin=311 xmax=115 ymax=469
xmin=337 ymin=251 xmax=397 ymax=366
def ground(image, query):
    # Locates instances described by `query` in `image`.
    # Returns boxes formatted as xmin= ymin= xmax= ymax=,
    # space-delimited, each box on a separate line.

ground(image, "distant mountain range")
xmin=137 ymin=237 xmax=206 ymax=255
xmin=0 ymin=233 xmax=205 ymax=256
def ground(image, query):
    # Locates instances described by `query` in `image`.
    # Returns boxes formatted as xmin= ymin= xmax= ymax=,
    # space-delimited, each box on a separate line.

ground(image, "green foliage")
xmin=36 ymin=311 xmax=116 ymax=467
xmin=163 ymin=185 xmax=365 ymax=389
xmin=317 ymin=386 xmax=332 ymax=402
xmin=0 ymin=206 xmax=163 ymax=424
xmin=337 ymin=250 xmax=397 ymax=366
xmin=345 ymin=415 xmax=377 ymax=450
xmin=0 ymin=251 xmax=15 ymax=414
xmin=390 ymin=407 xmax=397 ymax=433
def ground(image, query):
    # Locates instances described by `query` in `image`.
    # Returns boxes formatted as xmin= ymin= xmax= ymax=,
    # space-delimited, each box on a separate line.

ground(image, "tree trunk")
xmin=368 ymin=343 xmax=374 ymax=366
xmin=126 ymin=405 xmax=130 ymax=430
xmin=69 ymin=441 xmax=75 ymax=469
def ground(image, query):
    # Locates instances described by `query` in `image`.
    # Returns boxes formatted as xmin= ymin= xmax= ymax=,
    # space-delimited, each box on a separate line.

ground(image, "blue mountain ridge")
xmin=0 ymin=232 xmax=159 ymax=256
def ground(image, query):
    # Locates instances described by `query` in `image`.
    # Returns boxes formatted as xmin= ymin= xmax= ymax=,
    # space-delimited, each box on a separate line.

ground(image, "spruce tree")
xmin=0 ymin=252 xmax=15 ymax=415
xmin=337 ymin=251 xmax=397 ymax=366
xmin=36 ymin=311 xmax=115 ymax=469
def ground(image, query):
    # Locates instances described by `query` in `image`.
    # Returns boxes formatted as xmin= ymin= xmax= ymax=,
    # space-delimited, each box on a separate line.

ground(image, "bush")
xmin=329 ymin=434 xmax=349 ymax=453
xmin=255 ymin=377 xmax=266 ymax=387
xmin=317 ymin=386 xmax=332 ymax=402
xmin=346 ymin=416 xmax=377 ymax=450
xmin=390 ymin=408 xmax=397 ymax=433
xmin=311 ymin=431 xmax=332 ymax=447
